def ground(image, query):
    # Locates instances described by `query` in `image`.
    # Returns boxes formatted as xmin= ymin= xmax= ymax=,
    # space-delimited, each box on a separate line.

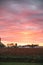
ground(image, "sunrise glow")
xmin=0 ymin=0 xmax=43 ymax=46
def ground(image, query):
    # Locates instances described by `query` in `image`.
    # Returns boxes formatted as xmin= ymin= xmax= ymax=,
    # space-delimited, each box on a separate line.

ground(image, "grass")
xmin=0 ymin=62 xmax=43 ymax=65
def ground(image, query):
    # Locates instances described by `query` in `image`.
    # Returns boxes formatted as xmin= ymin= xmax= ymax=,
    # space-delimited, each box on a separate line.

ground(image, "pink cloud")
xmin=0 ymin=7 xmax=43 ymax=46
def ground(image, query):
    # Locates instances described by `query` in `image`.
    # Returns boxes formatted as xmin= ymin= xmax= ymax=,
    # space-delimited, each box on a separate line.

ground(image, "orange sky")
xmin=0 ymin=0 xmax=43 ymax=46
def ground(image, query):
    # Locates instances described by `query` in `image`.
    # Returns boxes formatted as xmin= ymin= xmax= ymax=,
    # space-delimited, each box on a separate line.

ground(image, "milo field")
xmin=0 ymin=48 xmax=43 ymax=63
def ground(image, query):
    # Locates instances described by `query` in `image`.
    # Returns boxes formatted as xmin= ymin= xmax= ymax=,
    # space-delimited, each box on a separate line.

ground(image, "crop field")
xmin=0 ymin=62 xmax=43 ymax=65
xmin=0 ymin=48 xmax=43 ymax=63
xmin=0 ymin=48 xmax=43 ymax=56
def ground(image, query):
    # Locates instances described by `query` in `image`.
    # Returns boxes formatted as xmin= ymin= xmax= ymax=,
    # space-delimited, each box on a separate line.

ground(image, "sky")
xmin=0 ymin=0 xmax=43 ymax=46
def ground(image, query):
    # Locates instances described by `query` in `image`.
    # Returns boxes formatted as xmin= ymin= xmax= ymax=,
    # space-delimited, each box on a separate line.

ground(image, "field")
xmin=0 ymin=62 xmax=43 ymax=65
xmin=0 ymin=48 xmax=43 ymax=56
xmin=0 ymin=48 xmax=43 ymax=63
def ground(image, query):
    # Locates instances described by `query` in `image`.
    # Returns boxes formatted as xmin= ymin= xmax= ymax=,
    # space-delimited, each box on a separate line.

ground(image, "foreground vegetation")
xmin=0 ymin=48 xmax=43 ymax=63
xmin=0 ymin=62 xmax=43 ymax=65
xmin=0 ymin=55 xmax=43 ymax=63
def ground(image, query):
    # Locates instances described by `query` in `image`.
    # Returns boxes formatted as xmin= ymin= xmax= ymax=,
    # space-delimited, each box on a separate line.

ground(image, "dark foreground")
xmin=0 ymin=55 xmax=43 ymax=63
xmin=0 ymin=62 xmax=43 ymax=65
xmin=0 ymin=48 xmax=43 ymax=63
